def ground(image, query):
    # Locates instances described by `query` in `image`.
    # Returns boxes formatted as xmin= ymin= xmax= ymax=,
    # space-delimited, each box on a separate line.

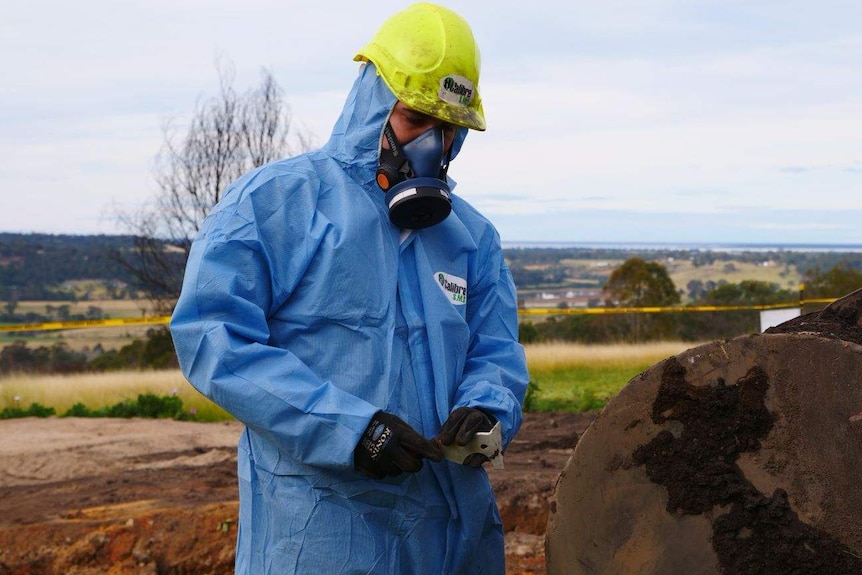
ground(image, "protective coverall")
xmin=170 ymin=63 xmax=529 ymax=574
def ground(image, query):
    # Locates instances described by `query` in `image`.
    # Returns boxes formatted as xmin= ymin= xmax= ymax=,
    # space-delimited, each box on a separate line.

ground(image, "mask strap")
xmin=441 ymin=145 xmax=453 ymax=179
xmin=382 ymin=122 xmax=408 ymax=166
xmin=377 ymin=121 xmax=412 ymax=190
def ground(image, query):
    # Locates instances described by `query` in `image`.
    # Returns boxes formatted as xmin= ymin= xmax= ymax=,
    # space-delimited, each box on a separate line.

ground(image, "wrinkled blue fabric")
xmin=170 ymin=63 xmax=529 ymax=575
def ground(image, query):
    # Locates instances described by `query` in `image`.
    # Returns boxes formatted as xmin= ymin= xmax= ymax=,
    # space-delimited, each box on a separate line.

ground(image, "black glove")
xmin=354 ymin=411 xmax=443 ymax=479
xmin=439 ymin=407 xmax=496 ymax=467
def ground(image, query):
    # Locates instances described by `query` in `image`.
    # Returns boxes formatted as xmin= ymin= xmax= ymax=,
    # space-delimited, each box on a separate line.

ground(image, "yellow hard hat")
xmin=355 ymin=2 xmax=486 ymax=131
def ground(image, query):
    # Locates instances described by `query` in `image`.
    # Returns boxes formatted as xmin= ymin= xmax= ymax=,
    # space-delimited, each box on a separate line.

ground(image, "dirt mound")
xmin=766 ymin=286 xmax=862 ymax=345
xmin=1 ymin=503 xmax=239 ymax=575
xmin=0 ymin=411 xmax=595 ymax=575
xmin=547 ymin=290 xmax=862 ymax=574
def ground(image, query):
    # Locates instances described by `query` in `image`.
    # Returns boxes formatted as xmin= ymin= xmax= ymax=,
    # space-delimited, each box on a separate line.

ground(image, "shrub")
xmin=0 ymin=402 xmax=56 ymax=419
xmin=64 ymin=402 xmax=92 ymax=417
xmin=58 ymin=393 xmax=195 ymax=420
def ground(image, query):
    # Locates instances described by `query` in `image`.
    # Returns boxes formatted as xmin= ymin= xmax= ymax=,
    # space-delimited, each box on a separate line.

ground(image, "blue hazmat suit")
xmin=170 ymin=63 xmax=529 ymax=574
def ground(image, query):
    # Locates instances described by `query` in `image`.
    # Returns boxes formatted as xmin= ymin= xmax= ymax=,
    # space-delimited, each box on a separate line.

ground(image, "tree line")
xmin=4 ymin=256 xmax=859 ymax=375
xmin=0 ymin=233 xmax=179 ymax=303
xmin=2 ymin=231 xmax=861 ymax=303
xmin=0 ymin=329 xmax=177 ymax=375
xmin=519 ymin=257 xmax=862 ymax=344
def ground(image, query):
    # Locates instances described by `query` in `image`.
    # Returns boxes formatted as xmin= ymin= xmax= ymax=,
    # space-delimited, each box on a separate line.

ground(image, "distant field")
xmin=664 ymin=259 xmax=801 ymax=296
xmin=0 ymin=325 xmax=160 ymax=351
xmin=515 ymin=256 xmax=802 ymax=300
xmin=1 ymin=299 xmax=162 ymax=351
xmin=558 ymin=258 xmax=622 ymax=272
xmin=12 ymin=299 xmax=152 ymax=318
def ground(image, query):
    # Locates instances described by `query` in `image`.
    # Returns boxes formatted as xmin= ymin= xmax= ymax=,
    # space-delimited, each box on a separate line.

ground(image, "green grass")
xmin=525 ymin=341 xmax=694 ymax=412
xmin=528 ymin=363 xmax=655 ymax=411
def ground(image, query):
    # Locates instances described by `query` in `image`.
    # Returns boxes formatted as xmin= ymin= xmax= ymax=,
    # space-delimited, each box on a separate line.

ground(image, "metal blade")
xmin=442 ymin=421 xmax=504 ymax=469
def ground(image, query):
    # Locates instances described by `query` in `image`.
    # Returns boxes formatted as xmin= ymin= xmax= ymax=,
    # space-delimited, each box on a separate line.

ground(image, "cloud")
xmin=779 ymin=163 xmax=862 ymax=175
xmin=1 ymin=0 xmax=862 ymax=244
xmin=751 ymin=222 xmax=848 ymax=231
xmin=490 ymin=207 xmax=862 ymax=245
xmin=779 ymin=166 xmax=817 ymax=174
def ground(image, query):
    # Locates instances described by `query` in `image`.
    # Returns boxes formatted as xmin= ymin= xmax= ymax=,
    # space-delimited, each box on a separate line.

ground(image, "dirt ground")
xmin=0 ymin=411 xmax=595 ymax=575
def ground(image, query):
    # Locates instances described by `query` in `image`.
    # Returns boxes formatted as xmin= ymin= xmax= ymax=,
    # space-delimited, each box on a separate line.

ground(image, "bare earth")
xmin=0 ymin=411 xmax=595 ymax=575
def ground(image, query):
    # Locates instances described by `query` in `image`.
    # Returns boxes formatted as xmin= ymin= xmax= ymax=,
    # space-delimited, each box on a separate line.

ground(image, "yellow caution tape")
xmin=0 ymin=297 xmax=839 ymax=332
xmin=0 ymin=316 xmax=171 ymax=334
xmin=519 ymin=298 xmax=836 ymax=316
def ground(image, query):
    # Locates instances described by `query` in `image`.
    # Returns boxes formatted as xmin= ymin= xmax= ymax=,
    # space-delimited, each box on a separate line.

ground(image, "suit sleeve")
xmin=170 ymin=207 xmax=378 ymax=471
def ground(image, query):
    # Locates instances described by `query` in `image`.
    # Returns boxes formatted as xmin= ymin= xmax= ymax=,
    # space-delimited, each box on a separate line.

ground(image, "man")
xmin=170 ymin=3 xmax=529 ymax=573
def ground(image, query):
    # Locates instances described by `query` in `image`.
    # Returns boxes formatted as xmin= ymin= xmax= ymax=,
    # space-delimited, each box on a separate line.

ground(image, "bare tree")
xmin=115 ymin=63 xmax=313 ymax=313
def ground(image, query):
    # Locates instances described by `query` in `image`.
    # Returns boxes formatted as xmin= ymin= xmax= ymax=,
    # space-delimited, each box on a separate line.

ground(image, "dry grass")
xmin=525 ymin=341 xmax=695 ymax=370
xmin=0 ymin=370 xmax=229 ymax=421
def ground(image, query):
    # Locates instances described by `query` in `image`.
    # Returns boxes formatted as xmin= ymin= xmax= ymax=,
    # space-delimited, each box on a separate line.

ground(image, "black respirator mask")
xmin=376 ymin=122 xmax=453 ymax=229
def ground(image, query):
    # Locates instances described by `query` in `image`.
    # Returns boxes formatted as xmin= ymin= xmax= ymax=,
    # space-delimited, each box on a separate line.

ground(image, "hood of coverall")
xmin=322 ymin=63 xmax=469 ymax=194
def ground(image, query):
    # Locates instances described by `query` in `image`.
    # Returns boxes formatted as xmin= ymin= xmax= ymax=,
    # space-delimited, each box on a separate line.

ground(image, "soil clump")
xmin=634 ymin=359 xmax=862 ymax=574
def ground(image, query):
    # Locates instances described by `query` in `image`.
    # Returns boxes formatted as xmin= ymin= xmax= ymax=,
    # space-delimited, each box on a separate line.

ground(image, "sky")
xmin=2 ymin=0 xmax=861 ymax=245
